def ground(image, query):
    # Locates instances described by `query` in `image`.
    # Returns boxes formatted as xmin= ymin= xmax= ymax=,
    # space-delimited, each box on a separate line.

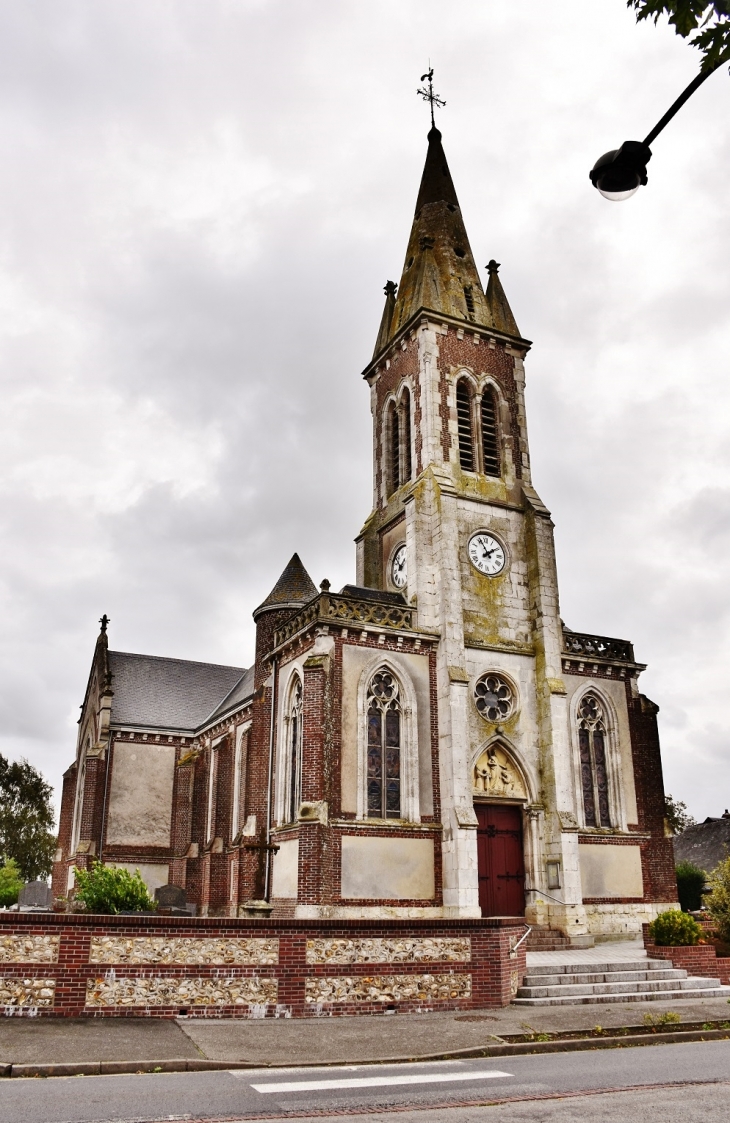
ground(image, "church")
xmin=53 ymin=121 xmax=678 ymax=942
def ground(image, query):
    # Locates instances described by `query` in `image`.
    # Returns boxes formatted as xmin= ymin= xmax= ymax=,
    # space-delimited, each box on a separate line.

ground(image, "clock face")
xmin=391 ymin=544 xmax=407 ymax=589
xmin=468 ymin=533 xmax=506 ymax=576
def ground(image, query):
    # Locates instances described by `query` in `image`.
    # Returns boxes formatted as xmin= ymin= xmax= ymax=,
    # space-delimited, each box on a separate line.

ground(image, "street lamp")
xmin=590 ymin=63 xmax=722 ymax=200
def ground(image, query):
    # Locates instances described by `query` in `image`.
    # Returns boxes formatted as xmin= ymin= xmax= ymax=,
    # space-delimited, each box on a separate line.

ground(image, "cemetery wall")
xmin=0 ymin=913 xmax=527 ymax=1018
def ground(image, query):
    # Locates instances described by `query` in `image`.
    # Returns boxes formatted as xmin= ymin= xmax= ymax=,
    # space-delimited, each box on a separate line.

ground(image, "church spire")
xmin=380 ymin=127 xmax=494 ymax=350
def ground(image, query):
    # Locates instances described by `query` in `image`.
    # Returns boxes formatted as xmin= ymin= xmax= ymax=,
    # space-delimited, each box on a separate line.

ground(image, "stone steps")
xmin=513 ymin=958 xmax=727 ymax=1006
xmin=525 ymin=927 xmax=572 ymax=952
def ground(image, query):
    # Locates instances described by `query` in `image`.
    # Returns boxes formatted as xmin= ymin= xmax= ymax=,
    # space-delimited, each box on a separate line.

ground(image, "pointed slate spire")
xmin=377 ymin=127 xmax=493 ymax=352
xmin=372 ymin=280 xmax=398 ymax=358
xmin=485 ymin=259 xmax=520 ymax=338
xmin=253 ymin=553 xmax=318 ymax=619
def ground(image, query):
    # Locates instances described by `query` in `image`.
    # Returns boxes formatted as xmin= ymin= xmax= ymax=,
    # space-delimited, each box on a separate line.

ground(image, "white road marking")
xmin=249 ymin=1069 xmax=513 ymax=1094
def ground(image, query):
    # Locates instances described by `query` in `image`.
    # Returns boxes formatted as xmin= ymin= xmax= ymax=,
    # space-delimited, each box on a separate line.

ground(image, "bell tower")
xmin=357 ymin=124 xmax=580 ymax=924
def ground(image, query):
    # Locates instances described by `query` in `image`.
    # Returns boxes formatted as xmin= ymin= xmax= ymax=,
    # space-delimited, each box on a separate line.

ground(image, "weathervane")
xmin=417 ymin=67 xmax=445 ymax=129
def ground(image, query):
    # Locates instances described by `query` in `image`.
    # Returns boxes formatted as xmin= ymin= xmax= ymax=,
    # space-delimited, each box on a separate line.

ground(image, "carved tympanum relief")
xmin=473 ymin=744 xmax=526 ymax=800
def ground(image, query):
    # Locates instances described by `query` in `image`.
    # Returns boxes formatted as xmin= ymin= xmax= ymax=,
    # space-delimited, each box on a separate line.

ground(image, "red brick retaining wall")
xmin=0 ymin=913 xmax=527 ymax=1018
xmin=643 ymin=927 xmax=730 ymax=984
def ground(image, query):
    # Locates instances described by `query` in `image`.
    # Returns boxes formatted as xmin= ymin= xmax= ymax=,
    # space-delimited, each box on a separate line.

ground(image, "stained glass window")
xmin=366 ymin=669 xmax=401 ymax=819
xmin=577 ymin=693 xmax=611 ymax=828
xmin=287 ymin=679 xmax=303 ymax=824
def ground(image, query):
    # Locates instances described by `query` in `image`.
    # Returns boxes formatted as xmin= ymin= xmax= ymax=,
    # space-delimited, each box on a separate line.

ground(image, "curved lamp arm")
xmin=590 ymin=60 xmax=724 ymax=200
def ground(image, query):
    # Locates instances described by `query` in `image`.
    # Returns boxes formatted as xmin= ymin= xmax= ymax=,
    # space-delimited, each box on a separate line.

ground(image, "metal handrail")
xmin=524 ymin=887 xmax=564 ymax=905
xmin=511 ymin=924 xmax=532 ymax=953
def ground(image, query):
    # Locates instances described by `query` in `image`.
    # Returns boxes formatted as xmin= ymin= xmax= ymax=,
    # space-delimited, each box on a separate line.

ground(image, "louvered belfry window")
xmin=366 ymin=669 xmax=401 ymax=819
xmin=480 ymin=386 xmax=501 ymax=477
xmin=456 ymin=379 xmax=475 ymax=471
xmin=401 ymin=388 xmax=412 ymax=483
xmin=578 ymin=693 xmax=611 ymax=828
xmin=389 ymin=402 xmax=400 ymax=497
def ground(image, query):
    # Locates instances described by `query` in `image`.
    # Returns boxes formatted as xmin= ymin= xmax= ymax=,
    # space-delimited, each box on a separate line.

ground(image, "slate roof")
xmin=673 ymin=817 xmax=730 ymax=874
xmin=108 ymin=651 xmax=249 ymax=733
xmin=207 ymin=665 xmax=256 ymax=724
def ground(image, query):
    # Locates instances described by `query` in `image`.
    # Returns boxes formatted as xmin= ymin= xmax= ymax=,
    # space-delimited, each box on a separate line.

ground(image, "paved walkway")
xmin=526 ymin=938 xmax=648 ymax=967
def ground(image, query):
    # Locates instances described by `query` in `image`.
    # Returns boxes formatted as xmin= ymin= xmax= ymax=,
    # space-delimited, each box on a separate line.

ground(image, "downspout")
xmin=263 ymin=653 xmax=278 ymax=902
xmin=98 ymin=735 xmax=112 ymax=866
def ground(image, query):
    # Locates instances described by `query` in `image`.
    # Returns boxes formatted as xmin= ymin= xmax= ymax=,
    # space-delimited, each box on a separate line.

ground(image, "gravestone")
xmin=18 ymin=881 xmax=52 ymax=910
xmin=154 ymin=884 xmax=187 ymax=912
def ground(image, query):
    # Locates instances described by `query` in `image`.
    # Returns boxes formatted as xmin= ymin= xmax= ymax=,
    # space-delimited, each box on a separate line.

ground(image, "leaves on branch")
xmin=628 ymin=2 xmax=730 ymax=70
xmin=0 ymin=754 xmax=56 ymax=882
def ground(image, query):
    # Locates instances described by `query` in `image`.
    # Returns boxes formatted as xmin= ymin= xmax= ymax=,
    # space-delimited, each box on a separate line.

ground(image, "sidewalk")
xmin=2 ymin=995 xmax=730 ymax=1070
xmin=2 ymin=941 xmax=729 ymax=1071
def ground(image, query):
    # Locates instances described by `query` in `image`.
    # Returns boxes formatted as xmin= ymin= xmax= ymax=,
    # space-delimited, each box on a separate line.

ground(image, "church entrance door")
xmin=475 ymin=803 xmax=525 ymax=917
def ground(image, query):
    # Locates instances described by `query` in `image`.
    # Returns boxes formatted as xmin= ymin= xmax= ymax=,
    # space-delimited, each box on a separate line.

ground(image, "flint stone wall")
xmin=89 ymin=936 xmax=278 ymax=965
xmin=306 ymin=973 xmax=471 ymax=1004
xmin=86 ymin=975 xmax=277 ymax=1008
xmin=306 ymin=937 xmax=470 ymax=964
xmin=0 ymin=913 xmax=525 ymax=1018
xmin=0 ymin=935 xmax=59 ymax=964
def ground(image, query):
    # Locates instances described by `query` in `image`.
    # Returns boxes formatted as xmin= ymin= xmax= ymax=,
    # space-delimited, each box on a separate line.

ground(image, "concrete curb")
xmin=3 ymin=1027 xmax=730 ymax=1077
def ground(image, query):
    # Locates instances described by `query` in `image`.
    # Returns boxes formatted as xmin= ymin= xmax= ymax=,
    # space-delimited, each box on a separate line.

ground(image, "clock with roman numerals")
xmin=468 ymin=532 xmax=506 ymax=576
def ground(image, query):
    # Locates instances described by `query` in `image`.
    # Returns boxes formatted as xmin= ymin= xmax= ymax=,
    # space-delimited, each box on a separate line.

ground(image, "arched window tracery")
xmin=578 ymin=693 xmax=611 ymax=827
xmin=366 ymin=669 xmax=401 ymax=819
xmin=401 ymin=387 xmax=412 ymax=484
xmin=286 ymin=677 xmax=303 ymax=824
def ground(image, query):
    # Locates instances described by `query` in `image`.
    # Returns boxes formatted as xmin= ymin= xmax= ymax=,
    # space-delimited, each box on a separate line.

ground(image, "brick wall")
xmin=642 ymin=932 xmax=730 ymax=985
xmin=0 ymin=913 xmax=526 ymax=1018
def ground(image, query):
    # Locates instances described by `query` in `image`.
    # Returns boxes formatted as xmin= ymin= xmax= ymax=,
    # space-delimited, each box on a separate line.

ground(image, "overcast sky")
xmin=0 ymin=1 xmax=728 ymax=823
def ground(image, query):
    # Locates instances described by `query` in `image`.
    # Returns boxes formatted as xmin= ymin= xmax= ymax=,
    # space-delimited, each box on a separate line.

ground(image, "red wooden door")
xmin=476 ymin=803 xmax=525 ymax=917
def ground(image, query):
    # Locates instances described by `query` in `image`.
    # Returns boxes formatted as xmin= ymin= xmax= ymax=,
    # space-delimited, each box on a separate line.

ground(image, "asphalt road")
xmin=0 ymin=1039 xmax=729 ymax=1123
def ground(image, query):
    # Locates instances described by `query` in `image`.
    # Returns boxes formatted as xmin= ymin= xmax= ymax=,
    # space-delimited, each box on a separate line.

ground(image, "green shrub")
xmin=676 ymin=860 xmax=706 ymax=912
xmin=648 ymin=908 xmax=702 ymax=946
xmin=73 ymin=864 xmax=154 ymax=915
xmin=705 ymin=855 xmax=730 ymax=944
xmin=0 ymin=858 xmax=23 ymax=907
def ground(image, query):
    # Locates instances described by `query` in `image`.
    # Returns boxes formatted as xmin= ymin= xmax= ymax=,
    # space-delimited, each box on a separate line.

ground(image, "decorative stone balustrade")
xmin=562 ymin=629 xmax=635 ymax=664
xmin=275 ymin=591 xmax=414 ymax=647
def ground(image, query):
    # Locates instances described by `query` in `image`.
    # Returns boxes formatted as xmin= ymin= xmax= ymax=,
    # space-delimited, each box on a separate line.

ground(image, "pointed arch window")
xmin=366 ymin=669 xmax=401 ymax=819
xmin=577 ymin=693 xmax=611 ymax=828
xmin=480 ymin=386 xmax=501 ymax=477
xmin=385 ymin=391 xmax=413 ymax=497
xmin=286 ymin=678 xmax=303 ymax=824
xmin=456 ymin=379 xmax=475 ymax=471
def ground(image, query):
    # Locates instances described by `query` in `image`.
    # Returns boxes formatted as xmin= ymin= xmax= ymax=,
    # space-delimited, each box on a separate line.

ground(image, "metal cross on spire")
xmin=417 ymin=67 xmax=445 ymax=129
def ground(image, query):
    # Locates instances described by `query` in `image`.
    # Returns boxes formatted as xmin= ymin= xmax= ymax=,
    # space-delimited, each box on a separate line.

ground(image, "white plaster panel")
xmin=109 ymin=862 xmax=170 ymax=894
xmin=106 ymin=743 xmax=175 ymax=847
xmin=579 ymin=844 xmax=644 ymax=899
xmin=563 ymin=674 xmax=638 ymax=824
xmin=341 ymin=646 xmax=433 ymax=816
xmin=271 ymin=838 xmax=299 ymax=899
xmin=340 ymin=835 xmax=435 ymax=900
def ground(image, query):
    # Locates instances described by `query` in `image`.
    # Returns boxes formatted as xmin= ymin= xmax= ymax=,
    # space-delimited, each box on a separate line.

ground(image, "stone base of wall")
xmin=584 ymin=902 xmax=677 ymax=939
xmin=0 ymin=913 xmax=527 ymax=1018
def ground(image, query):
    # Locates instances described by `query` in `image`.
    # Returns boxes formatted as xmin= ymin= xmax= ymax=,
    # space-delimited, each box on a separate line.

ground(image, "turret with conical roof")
xmin=374 ymin=127 xmax=520 ymax=357
xmin=253 ymin=553 xmax=317 ymax=620
xmin=252 ymin=553 xmax=317 ymax=689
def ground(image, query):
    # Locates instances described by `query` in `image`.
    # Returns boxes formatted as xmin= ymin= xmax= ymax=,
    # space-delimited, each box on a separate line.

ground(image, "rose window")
xmin=474 ymin=674 xmax=514 ymax=722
